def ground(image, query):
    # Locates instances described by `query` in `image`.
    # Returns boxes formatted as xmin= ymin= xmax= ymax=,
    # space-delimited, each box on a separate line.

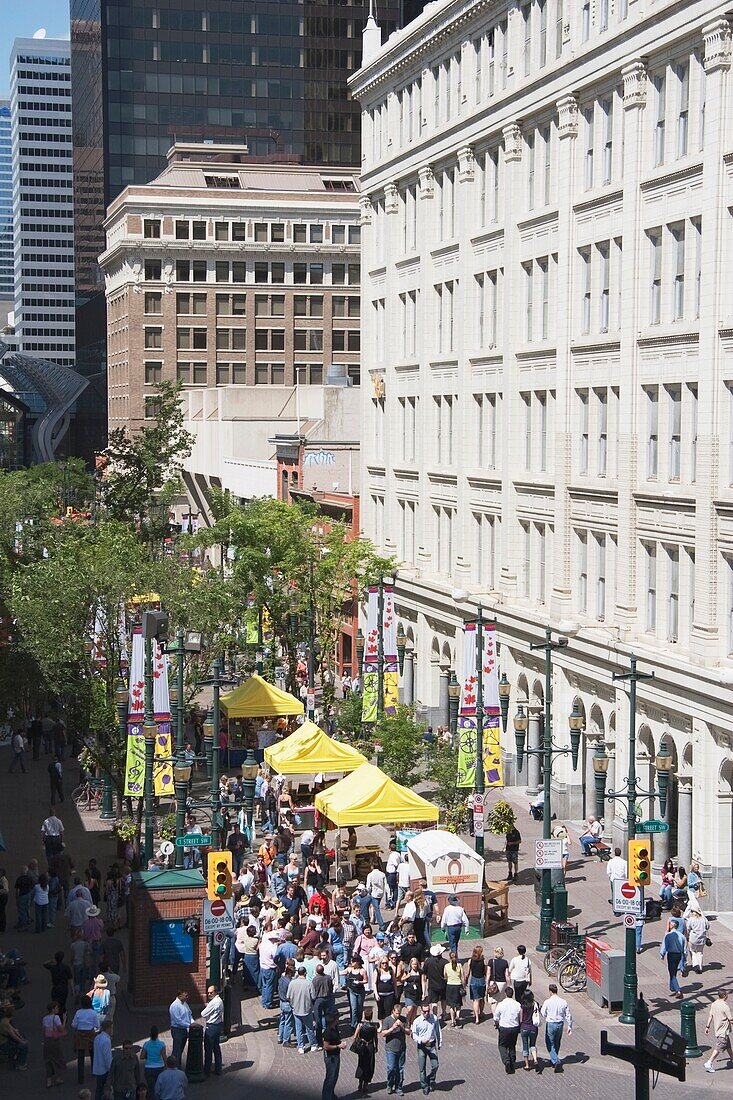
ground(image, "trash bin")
xmin=186 ymin=1023 xmax=205 ymax=1083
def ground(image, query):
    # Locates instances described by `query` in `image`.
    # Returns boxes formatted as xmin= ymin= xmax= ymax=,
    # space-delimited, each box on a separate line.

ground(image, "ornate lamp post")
xmin=173 ymin=756 xmax=192 ymax=869
xmin=592 ymin=740 xmax=610 ymax=822
xmin=396 ymin=627 xmax=407 ymax=676
xmin=448 ymin=672 xmax=461 ymax=741
xmin=515 ymin=627 xmax=581 ymax=952
xmin=498 ymin=672 xmax=511 ymax=734
xmin=595 ymin=655 xmax=672 ymax=1025
xmin=355 ymin=629 xmax=365 ymax=678
xmin=240 ymin=750 xmax=259 ymax=849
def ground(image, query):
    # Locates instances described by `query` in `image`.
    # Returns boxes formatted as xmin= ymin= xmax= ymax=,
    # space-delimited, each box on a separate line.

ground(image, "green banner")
xmin=457 ymin=719 xmax=504 ymax=788
xmin=362 ymin=670 xmax=378 ymax=724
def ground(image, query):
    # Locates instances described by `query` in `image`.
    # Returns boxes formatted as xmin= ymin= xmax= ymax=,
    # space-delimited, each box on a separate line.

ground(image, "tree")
xmin=373 ymin=704 xmax=425 ymax=787
xmin=101 ymin=381 xmax=193 ymax=538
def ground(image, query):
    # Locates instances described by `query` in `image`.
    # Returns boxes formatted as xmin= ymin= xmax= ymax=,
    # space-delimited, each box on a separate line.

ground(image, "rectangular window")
xmin=537 ymin=523 xmax=547 ymax=605
xmin=654 ymin=72 xmax=666 ymax=167
xmin=539 ymin=258 xmax=549 ymax=339
xmin=175 ymin=220 xmax=189 ymax=240
xmin=232 ymin=223 xmax=247 ymax=242
xmin=649 ymin=228 xmax=662 ymax=324
xmin=523 ymin=2 xmax=532 ymax=76
xmin=192 ymin=222 xmax=206 ymax=241
xmin=689 ymin=383 xmax=698 ymax=483
xmin=578 ymin=531 xmax=588 ymax=612
xmin=601 ymin=96 xmax=613 ymax=183
xmin=542 ymin=124 xmax=551 ymax=205
xmin=688 ymin=549 xmax=696 ymax=637
xmin=668 ymin=384 xmax=682 ymax=480
xmin=676 ymin=61 xmax=689 ymax=158
xmin=144 ymin=292 xmax=162 ymax=314
xmin=192 ymin=261 xmax=207 ymax=282
xmin=596 ymin=533 xmax=606 ymax=619
xmin=310 ymin=224 xmax=324 ymax=244
xmin=527 ymin=131 xmax=535 ymax=210
xmin=214 ymin=222 xmax=229 ymax=242
xmin=144 ymin=327 xmax=162 ymax=350
xmin=539 ymin=0 xmax=547 ymax=66
xmin=522 ymin=522 xmax=531 ymax=598
xmin=667 ymin=546 xmax=679 ymax=642
xmin=579 ymin=389 xmax=589 ymax=473
xmin=474 ymin=37 xmax=483 ymax=101
xmin=699 ymin=60 xmax=706 ymax=150
xmin=645 ymin=542 xmax=657 ymax=631
xmin=581 ymin=0 xmax=590 ymax=42
xmin=580 ymin=247 xmax=591 ymax=333
xmin=144 ymin=361 xmax=162 ymax=384
xmin=434 ymin=395 xmax=454 ymax=465
xmin=646 ymin=385 xmax=659 ymax=478
xmin=693 ymin=217 xmax=702 ymax=319
xmin=293 ymin=224 xmax=307 ymax=244
xmin=523 ymin=393 xmax=532 ymax=470
xmin=597 ymin=388 xmax=608 ymax=475
xmin=254 ymin=223 xmax=268 ymax=243
xmin=671 ymin=223 xmax=685 ymax=321
xmin=215 ymin=261 xmax=230 ymax=283
xmin=556 ymin=0 xmax=564 ymax=58
xmin=599 ymin=242 xmax=610 ymax=333
xmin=583 ymin=105 xmax=594 ymax=190
xmin=538 ymin=391 xmax=548 ymax=471
xmin=144 ymin=260 xmax=161 ymax=281
xmin=524 ymin=263 xmax=534 ymax=342
xmin=332 ymin=225 xmax=345 ymax=245
xmin=143 ymin=219 xmax=161 ymax=239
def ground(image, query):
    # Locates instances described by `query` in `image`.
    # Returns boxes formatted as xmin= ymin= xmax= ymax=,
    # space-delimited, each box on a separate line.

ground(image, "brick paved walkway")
xmin=0 ymin=749 xmax=728 ymax=1098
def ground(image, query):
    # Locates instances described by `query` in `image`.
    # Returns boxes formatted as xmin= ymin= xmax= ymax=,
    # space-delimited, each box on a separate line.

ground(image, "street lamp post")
xmin=498 ymin=672 xmax=511 ymax=734
xmin=173 ymin=758 xmax=192 ymax=869
xmin=448 ymin=672 xmax=460 ymax=741
xmin=595 ymin=654 xmax=671 ymax=1025
xmin=376 ymin=579 xmax=385 ymax=718
xmin=515 ymin=627 xmax=581 ymax=953
xmin=473 ymin=606 xmax=486 ymax=858
xmin=143 ymin=633 xmax=157 ymax=867
xmin=240 ymin=750 xmax=259 ymax=849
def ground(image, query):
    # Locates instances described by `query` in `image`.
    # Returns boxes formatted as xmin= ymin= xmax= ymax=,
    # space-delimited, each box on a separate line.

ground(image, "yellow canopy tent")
xmin=264 ymin=721 xmax=367 ymax=775
xmin=220 ymin=674 xmax=304 ymax=718
xmin=315 ymin=762 xmax=440 ymax=826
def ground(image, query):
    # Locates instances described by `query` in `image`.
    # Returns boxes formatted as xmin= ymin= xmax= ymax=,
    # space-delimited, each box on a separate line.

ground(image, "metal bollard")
xmin=552 ymin=883 xmax=568 ymax=923
xmin=680 ymin=1000 xmax=702 ymax=1058
xmin=186 ymin=1022 xmax=206 ymax=1082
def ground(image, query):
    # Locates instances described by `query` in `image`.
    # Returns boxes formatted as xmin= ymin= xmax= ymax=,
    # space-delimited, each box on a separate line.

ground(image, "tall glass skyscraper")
xmin=0 ymin=102 xmax=12 ymax=305
xmin=70 ymin=1 xmax=425 ymax=456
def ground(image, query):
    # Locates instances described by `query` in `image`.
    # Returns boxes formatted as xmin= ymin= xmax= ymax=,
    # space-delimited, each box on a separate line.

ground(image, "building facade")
xmin=70 ymin=1 xmax=427 ymax=454
xmin=351 ymin=0 xmax=733 ymax=909
xmin=10 ymin=38 xmax=75 ymax=370
xmin=0 ymin=102 xmax=12 ymax=308
xmin=100 ymin=148 xmax=362 ymax=434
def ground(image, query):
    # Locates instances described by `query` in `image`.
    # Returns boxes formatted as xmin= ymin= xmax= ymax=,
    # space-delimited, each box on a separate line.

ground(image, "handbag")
xmin=487 ymin=981 xmax=499 ymax=996
xmin=697 ymin=884 xmax=708 ymax=898
xmin=705 ymin=937 xmax=712 ymax=947
xmin=350 ymin=1037 xmax=366 ymax=1055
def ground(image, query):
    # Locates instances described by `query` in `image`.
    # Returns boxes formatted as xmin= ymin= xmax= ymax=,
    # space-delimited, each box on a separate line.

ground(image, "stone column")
xmin=402 ymin=651 xmax=415 ymax=706
xmin=438 ymin=669 xmax=450 ymax=728
xmin=676 ymin=776 xmax=693 ymax=870
xmin=526 ymin=712 xmax=542 ymax=795
xmin=653 ymin=778 xmax=671 ymax=870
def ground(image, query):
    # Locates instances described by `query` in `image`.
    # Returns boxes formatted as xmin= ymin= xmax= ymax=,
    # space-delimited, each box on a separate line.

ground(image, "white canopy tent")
xmin=407 ymin=829 xmax=485 ymax=894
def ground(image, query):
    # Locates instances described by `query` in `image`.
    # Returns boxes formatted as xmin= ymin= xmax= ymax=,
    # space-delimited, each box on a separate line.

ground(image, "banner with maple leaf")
xmin=361 ymin=586 xmax=379 ymax=723
xmin=361 ymin=585 xmax=399 ymax=723
xmin=124 ymin=624 xmax=174 ymax=797
xmin=456 ymin=621 xmax=503 ymax=789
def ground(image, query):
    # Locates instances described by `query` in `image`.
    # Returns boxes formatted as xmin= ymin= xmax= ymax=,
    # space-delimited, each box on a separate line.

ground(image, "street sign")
xmin=612 ymin=879 xmax=644 ymax=916
xmin=638 ymin=820 xmax=669 ymax=834
xmin=213 ymin=930 xmax=227 ymax=946
xmin=175 ymin=833 xmax=212 ymax=848
xmin=472 ymin=793 xmax=485 ymax=836
xmin=534 ymin=839 xmax=563 ymax=869
xmin=624 ymin=913 xmax=636 ymax=928
xmin=202 ymin=898 xmax=234 ymax=934
xmin=306 ymin=692 xmax=316 ymax=711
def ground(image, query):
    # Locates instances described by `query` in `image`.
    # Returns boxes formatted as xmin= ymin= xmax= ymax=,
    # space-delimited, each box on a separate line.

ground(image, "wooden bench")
xmin=587 ymin=840 xmax=611 ymax=861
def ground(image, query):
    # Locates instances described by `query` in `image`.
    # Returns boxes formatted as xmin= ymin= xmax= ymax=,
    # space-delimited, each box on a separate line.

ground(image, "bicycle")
xmin=72 ymin=780 xmax=103 ymax=812
xmin=544 ymin=942 xmax=584 ymax=975
xmin=558 ymin=956 xmax=587 ymax=992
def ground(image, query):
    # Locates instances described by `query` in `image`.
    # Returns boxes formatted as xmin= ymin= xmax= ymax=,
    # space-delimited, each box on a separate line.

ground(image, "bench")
xmin=587 ymin=841 xmax=611 ymax=861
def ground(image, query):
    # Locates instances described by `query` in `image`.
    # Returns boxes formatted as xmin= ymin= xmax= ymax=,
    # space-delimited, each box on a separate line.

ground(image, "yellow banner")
xmin=384 ymin=670 xmax=399 ymax=715
xmin=124 ymin=724 xmax=174 ymax=797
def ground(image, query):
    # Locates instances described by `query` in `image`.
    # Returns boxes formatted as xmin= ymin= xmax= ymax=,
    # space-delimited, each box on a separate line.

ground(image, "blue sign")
xmin=150 ymin=919 xmax=194 ymax=965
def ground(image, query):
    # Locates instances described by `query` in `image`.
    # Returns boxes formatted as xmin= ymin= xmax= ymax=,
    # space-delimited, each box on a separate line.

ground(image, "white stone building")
xmin=351 ymin=0 xmax=733 ymax=908
xmin=10 ymin=38 xmax=75 ymax=369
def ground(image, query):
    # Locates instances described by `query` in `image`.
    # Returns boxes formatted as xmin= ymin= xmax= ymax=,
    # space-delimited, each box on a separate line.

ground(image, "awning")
xmin=264 ymin=721 xmax=366 ymax=775
xmin=220 ymin=674 xmax=304 ymax=718
xmin=315 ymin=762 xmax=439 ymax=827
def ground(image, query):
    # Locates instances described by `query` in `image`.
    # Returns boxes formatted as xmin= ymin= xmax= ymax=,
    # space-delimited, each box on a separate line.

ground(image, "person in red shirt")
xmin=308 ymin=885 xmax=331 ymax=922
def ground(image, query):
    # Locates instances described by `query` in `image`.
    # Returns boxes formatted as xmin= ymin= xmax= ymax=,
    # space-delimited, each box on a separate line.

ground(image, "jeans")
xmin=278 ymin=1003 xmax=294 ymax=1043
xmin=580 ymin=838 xmax=595 ymax=855
xmin=313 ymin=997 xmax=330 ymax=1046
xmin=445 ymin=924 xmax=462 ymax=956
xmin=322 ymin=1052 xmax=340 ymax=1100
xmin=16 ymin=892 xmax=31 ymax=929
xmin=35 ymin=904 xmax=49 ymax=933
xmin=498 ymin=1027 xmax=519 ymax=1071
xmin=660 ymin=884 xmax=673 ymax=906
xmin=294 ymin=1012 xmax=316 ymax=1050
xmin=93 ymin=1072 xmax=108 ymax=1100
xmin=170 ymin=1026 xmax=188 ymax=1068
xmin=386 ymin=1048 xmax=405 ymax=1091
xmin=204 ymin=1022 xmax=222 ymax=1075
xmin=386 ymin=873 xmax=398 ymax=909
xmin=666 ymin=952 xmax=682 ymax=993
xmin=521 ymin=1030 xmax=538 ymax=1057
xmin=48 ymin=892 xmax=59 ymax=926
xmin=8 ymin=750 xmax=26 ymax=773
xmin=144 ymin=1068 xmax=164 ymax=1091
xmin=347 ymin=989 xmax=365 ymax=1029
xmin=417 ymin=1044 xmax=439 ymax=1090
xmin=545 ymin=1021 xmax=564 ymax=1065
xmin=261 ymin=966 xmax=277 ymax=1008
xmin=371 ymin=897 xmax=384 ymax=927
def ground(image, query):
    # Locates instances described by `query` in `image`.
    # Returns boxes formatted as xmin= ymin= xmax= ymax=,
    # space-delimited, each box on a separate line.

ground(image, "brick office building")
xmin=100 ymin=145 xmax=362 ymax=436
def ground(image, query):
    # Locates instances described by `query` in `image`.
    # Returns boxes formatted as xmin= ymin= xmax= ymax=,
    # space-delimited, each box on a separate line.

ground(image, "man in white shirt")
xmin=169 ymin=990 xmax=193 ymax=1068
xmin=299 ymin=828 xmax=315 ymax=866
xmin=440 ymin=896 xmax=469 ymax=956
xmin=41 ymin=811 xmax=64 ymax=860
xmin=578 ymin=817 xmax=603 ymax=856
xmin=92 ymin=1021 xmax=113 ymax=1094
xmin=201 ymin=984 xmax=224 ymax=1077
xmin=493 ymin=988 xmax=522 ymax=1074
xmin=366 ymin=863 xmax=387 ymax=928
xmin=397 ymin=854 xmax=411 ymax=906
xmin=385 ymin=841 xmax=401 ymax=909
xmin=606 ymin=848 xmax=628 ymax=898
xmin=411 ymin=1003 xmax=441 ymax=1095
xmin=540 ymin=983 xmax=574 ymax=1072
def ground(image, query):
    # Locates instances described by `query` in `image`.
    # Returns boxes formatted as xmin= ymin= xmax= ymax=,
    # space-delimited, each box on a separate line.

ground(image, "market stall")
xmin=220 ymin=674 xmax=304 ymax=766
xmin=406 ymin=829 xmax=499 ymax=936
xmin=264 ymin=720 xmax=367 ymax=775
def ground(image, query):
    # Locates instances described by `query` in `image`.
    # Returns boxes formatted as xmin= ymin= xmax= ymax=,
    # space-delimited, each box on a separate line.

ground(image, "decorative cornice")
xmin=384 ymin=182 xmax=399 ymax=214
xmin=517 ymin=207 xmax=559 ymax=233
xmin=639 ymin=160 xmax=703 ymax=192
xmin=570 ymin=337 xmax=622 ymax=355
xmin=622 ymin=60 xmax=647 ymax=110
xmin=637 ymin=330 xmax=699 ymax=349
xmin=359 ymin=195 xmax=373 ymax=225
xmin=457 ymin=144 xmax=475 ymax=183
xmin=556 ymin=95 xmax=579 ymax=139
xmin=572 ymin=188 xmax=624 ymax=215
xmin=418 ymin=165 xmax=435 ymax=199
xmin=703 ymin=17 xmax=732 ymax=73
xmin=502 ymin=123 xmax=522 ymax=162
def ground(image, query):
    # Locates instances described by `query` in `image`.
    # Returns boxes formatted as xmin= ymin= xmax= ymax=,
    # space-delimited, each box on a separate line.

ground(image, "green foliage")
xmin=113 ymin=817 xmax=138 ymax=842
xmin=101 ymin=381 xmax=193 ymax=534
xmin=486 ymin=798 xmax=517 ymax=836
xmin=426 ymin=739 xmax=465 ymax=814
xmin=373 ymin=704 xmax=425 ymax=787
xmin=158 ymin=813 xmax=178 ymax=842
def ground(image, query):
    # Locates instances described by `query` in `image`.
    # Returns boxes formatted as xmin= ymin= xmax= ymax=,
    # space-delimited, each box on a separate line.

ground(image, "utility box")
xmin=586 ymin=940 xmax=624 ymax=1012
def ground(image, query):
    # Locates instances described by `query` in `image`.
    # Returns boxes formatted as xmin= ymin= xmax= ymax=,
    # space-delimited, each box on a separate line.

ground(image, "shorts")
xmin=715 ymin=1035 xmax=733 ymax=1055
xmin=404 ymin=996 xmax=419 ymax=1007
xmin=469 ymin=978 xmax=486 ymax=1000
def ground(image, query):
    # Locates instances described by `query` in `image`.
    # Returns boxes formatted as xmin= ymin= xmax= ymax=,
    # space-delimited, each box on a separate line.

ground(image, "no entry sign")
xmin=612 ymin=879 xmax=644 ymax=916
xmin=202 ymin=898 xmax=234 ymax=933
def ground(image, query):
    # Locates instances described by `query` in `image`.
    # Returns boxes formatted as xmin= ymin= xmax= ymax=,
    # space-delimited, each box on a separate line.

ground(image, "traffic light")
xmin=628 ymin=839 xmax=651 ymax=886
xmin=207 ymin=851 xmax=233 ymax=901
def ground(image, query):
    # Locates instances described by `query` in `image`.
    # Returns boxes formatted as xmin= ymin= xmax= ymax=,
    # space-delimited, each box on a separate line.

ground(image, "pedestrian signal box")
xmin=628 ymin=839 xmax=651 ymax=886
xmin=207 ymin=851 xmax=233 ymax=901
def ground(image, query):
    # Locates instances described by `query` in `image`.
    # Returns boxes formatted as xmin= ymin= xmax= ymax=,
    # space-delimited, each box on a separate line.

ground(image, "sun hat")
xmin=86 ymin=906 xmax=101 ymax=917
xmin=93 ymin=974 xmax=108 ymax=987
xmin=430 ymin=944 xmax=444 ymax=956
